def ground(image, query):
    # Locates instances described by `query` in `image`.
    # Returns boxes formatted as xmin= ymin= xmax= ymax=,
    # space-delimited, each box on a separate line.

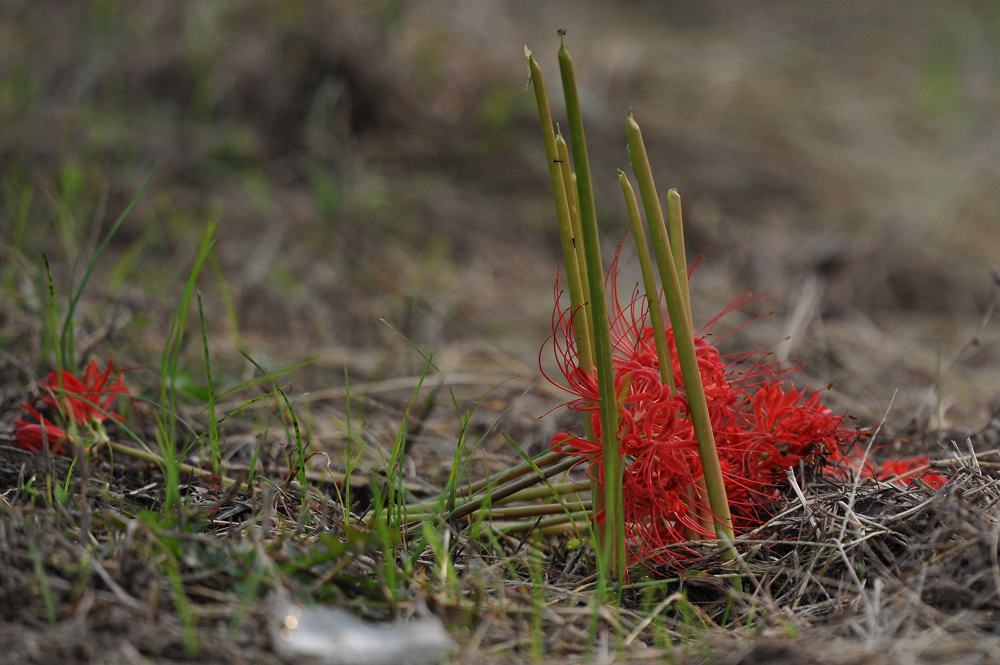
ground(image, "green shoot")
xmin=625 ymin=113 xmax=738 ymax=564
xmin=197 ymin=292 xmax=221 ymax=473
xmin=666 ymin=189 xmax=692 ymax=321
xmin=157 ymin=223 xmax=215 ymax=514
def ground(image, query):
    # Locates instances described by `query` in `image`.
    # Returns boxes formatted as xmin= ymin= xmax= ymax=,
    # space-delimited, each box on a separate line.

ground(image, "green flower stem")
xmin=625 ymin=112 xmax=737 ymax=561
xmin=558 ymin=38 xmax=625 ymax=582
xmin=664 ymin=190 xmax=715 ymax=537
xmin=667 ymin=189 xmax=693 ymax=325
xmin=526 ymin=48 xmax=594 ymax=373
xmin=618 ymin=171 xmax=675 ymax=391
xmin=665 ymin=188 xmax=716 ymax=536
xmin=556 ymin=131 xmax=593 ymax=335
xmin=622 ymin=172 xmax=703 ymax=539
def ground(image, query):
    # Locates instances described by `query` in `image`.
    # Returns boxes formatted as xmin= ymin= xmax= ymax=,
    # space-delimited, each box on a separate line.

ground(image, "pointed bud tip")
xmin=524 ymin=45 xmax=532 ymax=59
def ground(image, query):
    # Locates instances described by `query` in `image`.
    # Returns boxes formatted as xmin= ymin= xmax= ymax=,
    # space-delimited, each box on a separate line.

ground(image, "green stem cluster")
xmin=526 ymin=35 xmax=740 ymax=583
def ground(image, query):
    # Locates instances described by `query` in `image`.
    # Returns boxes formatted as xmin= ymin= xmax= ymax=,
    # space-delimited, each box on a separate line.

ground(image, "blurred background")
xmin=2 ymin=0 xmax=999 ymax=459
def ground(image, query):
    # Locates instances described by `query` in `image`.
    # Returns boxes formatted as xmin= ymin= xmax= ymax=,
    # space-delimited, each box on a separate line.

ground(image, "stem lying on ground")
xmin=448 ymin=455 xmax=581 ymax=520
xmin=107 ymin=441 xmax=238 ymax=488
xmin=456 ymin=450 xmax=565 ymax=498
xmin=406 ymin=480 xmax=591 ymax=516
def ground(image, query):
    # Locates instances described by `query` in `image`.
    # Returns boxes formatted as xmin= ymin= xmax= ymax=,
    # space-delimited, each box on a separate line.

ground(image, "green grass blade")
xmin=59 ymin=171 xmax=151 ymax=368
xmin=41 ymin=254 xmax=61 ymax=370
xmin=197 ymin=292 xmax=221 ymax=473
xmin=239 ymin=350 xmax=308 ymax=498
xmin=157 ymin=222 xmax=215 ymax=513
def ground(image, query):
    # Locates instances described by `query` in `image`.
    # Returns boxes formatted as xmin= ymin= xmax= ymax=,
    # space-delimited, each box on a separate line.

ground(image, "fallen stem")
xmin=449 ymin=455 xmax=581 ymax=520
xmin=456 ymin=450 xmax=566 ymax=498
xmin=491 ymin=510 xmax=592 ymax=533
xmin=108 ymin=441 xmax=238 ymax=488
xmin=407 ymin=479 xmax=591 ymax=516
xmin=405 ymin=501 xmax=592 ymax=525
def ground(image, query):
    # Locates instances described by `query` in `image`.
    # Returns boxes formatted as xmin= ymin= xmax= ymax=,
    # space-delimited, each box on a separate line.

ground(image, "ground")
xmin=1 ymin=1 xmax=1000 ymax=663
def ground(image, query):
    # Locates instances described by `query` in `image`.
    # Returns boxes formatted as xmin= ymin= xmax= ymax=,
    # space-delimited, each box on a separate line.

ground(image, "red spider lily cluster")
xmin=543 ymin=264 xmax=945 ymax=567
xmin=544 ymin=273 xmax=850 ymax=566
xmin=14 ymin=359 xmax=128 ymax=455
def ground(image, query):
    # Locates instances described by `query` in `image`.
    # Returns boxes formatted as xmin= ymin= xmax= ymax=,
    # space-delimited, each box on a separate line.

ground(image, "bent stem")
xmin=625 ymin=112 xmax=738 ymax=566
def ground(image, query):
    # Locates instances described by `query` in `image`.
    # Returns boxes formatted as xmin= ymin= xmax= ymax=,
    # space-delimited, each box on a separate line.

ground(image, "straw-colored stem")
xmin=405 ymin=501 xmax=592 ymax=525
xmin=558 ymin=38 xmax=625 ymax=582
xmin=489 ymin=479 xmax=591 ymax=505
xmin=406 ymin=479 xmax=591 ymax=517
xmin=625 ymin=112 xmax=737 ymax=561
xmin=535 ymin=521 xmax=590 ymax=537
xmin=108 ymin=441 xmax=239 ymax=488
xmin=477 ymin=501 xmax=591 ymax=520
xmin=618 ymin=171 xmax=675 ymax=390
xmin=491 ymin=510 xmax=592 ymax=533
xmin=526 ymin=49 xmax=594 ymax=373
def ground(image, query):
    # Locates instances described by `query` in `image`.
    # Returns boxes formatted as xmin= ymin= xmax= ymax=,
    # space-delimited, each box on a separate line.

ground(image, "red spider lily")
xmin=877 ymin=455 xmax=947 ymax=489
xmin=41 ymin=359 xmax=129 ymax=425
xmin=543 ymin=265 xmax=853 ymax=568
xmin=14 ymin=405 xmax=69 ymax=455
xmin=12 ymin=359 xmax=128 ymax=457
xmin=829 ymin=449 xmax=947 ymax=490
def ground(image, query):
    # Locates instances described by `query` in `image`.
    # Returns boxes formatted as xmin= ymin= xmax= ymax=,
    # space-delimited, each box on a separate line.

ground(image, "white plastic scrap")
xmin=270 ymin=593 xmax=455 ymax=665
